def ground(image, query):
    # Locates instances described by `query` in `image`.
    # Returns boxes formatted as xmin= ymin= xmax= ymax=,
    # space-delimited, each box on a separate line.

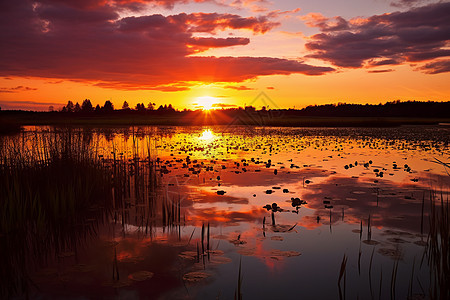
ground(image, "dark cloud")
xmin=304 ymin=2 xmax=450 ymax=73
xmin=390 ymin=0 xmax=436 ymax=8
xmin=188 ymin=37 xmax=250 ymax=49
xmin=415 ymin=59 xmax=450 ymax=74
xmin=367 ymin=69 xmax=395 ymax=73
xmin=0 ymin=0 xmax=333 ymax=91
xmin=36 ymin=0 xmax=207 ymax=10
xmin=0 ymin=86 xmax=38 ymax=93
xmin=0 ymin=100 xmax=63 ymax=110
xmin=169 ymin=12 xmax=279 ymax=34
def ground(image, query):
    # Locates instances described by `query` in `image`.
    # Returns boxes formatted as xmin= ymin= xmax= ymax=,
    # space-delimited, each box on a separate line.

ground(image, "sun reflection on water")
xmin=199 ymin=129 xmax=216 ymax=141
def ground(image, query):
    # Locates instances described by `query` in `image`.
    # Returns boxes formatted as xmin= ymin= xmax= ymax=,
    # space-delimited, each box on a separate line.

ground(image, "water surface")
xmin=1 ymin=125 xmax=449 ymax=299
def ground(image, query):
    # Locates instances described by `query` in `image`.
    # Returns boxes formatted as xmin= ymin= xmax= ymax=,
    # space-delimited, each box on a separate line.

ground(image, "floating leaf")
xmin=128 ymin=271 xmax=154 ymax=281
xmin=270 ymin=250 xmax=301 ymax=257
xmin=183 ymin=271 xmax=211 ymax=282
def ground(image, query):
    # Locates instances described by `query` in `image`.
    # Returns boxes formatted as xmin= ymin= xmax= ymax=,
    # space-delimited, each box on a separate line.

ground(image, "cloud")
xmin=301 ymin=13 xmax=349 ymax=32
xmin=303 ymin=2 xmax=450 ymax=74
xmin=389 ymin=0 xmax=436 ymax=8
xmin=415 ymin=59 xmax=450 ymax=74
xmin=169 ymin=12 xmax=280 ymax=34
xmin=0 ymin=86 xmax=38 ymax=93
xmin=188 ymin=37 xmax=250 ymax=49
xmin=226 ymin=0 xmax=271 ymax=13
xmin=223 ymin=85 xmax=254 ymax=90
xmin=36 ymin=0 xmax=207 ymax=10
xmin=0 ymin=0 xmax=333 ymax=91
xmin=211 ymin=103 xmax=237 ymax=108
xmin=367 ymin=69 xmax=395 ymax=73
xmin=0 ymin=100 xmax=63 ymax=110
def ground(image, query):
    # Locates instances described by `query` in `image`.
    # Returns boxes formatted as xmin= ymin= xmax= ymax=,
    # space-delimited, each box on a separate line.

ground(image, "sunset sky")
xmin=0 ymin=0 xmax=449 ymax=111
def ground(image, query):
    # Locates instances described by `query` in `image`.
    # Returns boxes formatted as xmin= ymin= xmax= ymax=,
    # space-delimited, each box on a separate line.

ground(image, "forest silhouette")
xmin=1 ymin=100 xmax=450 ymax=130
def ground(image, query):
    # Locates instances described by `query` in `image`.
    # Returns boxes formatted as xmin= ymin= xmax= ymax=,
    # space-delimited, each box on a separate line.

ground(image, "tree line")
xmin=59 ymin=99 xmax=175 ymax=113
xmin=40 ymin=99 xmax=450 ymax=118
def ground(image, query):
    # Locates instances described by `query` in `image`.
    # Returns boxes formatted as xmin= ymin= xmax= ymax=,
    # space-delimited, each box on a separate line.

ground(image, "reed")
xmin=390 ymin=259 xmax=399 ymax=300
xmin=235 ymin=257 xmax=243 ymax=300
xmin=0 ymin=130 xmax=114 ymax=298
xmin=427 ymin=189 xmax=449 ymax=299
xmin=338 ymin=254 xmax=348 ymax=300
xmin=0 ymin=128 xmax=162 ymax=298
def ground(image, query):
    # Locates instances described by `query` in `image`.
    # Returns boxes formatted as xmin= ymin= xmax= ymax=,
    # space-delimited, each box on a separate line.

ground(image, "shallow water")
xmin=2 ymin=125 xmax=449 ymax=299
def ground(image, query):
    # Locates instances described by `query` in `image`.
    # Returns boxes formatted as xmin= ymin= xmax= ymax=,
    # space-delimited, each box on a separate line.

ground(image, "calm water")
xmin=2 ymin=125 xmax=449 ymax=299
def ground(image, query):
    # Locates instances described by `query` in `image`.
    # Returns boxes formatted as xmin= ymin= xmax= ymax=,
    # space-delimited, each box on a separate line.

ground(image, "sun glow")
xmin=195 ymin=96 xmax=218 ymax=110
xmin=199 ymin=129 xmax=216 ymax=141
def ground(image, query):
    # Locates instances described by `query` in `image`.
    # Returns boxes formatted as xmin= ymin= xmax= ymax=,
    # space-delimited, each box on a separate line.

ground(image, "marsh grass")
xmin=337 ymin=187 xmax=449 ymax=300
xmin=426 ymin=190 xmax=449 ymax=299
xmin=338 ymin=254 xmax=347 ymax=300
xmin=0 ymin=128 xmax=163 ymax=298
xmin=235 ymin=258 xmax=243 ymax=300
xmin=0 ymin=130 xmax=114 ymax=298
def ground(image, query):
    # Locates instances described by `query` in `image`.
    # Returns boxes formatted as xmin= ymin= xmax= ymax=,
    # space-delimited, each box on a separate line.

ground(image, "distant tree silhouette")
xmin=102 ymin=100 xmax=114 ymax=113
xmin=65 ymin=100 xmax=74 ymax=112
xmin=81 ymin=99 xmax=93 ymax=113
xmin=135 ymin=103 xmax=146 ymax=111
xmin=17 ymin=99 xmax=449 ymax=120
xmin=154 ymin=104 xmax=176 ymax=113
xmin=74 ymin=102 xmax=81 ymax=113
xmin=48 ymin=106 xmax=54 ymax=112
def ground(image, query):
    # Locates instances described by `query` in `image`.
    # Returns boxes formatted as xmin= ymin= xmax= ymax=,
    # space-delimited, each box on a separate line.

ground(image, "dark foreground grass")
xmin=336 ymin=188 xmax=449 ymax=300
xmin=0 ymin=132 xmax=113 ymax=298
xmin=0 ymin=129 xmax=162 ymax=298
xmin=427 ymin=190 xmax=449 ymax=300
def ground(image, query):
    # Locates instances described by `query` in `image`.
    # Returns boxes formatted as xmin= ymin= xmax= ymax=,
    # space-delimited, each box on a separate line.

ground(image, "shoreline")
xmin=2 ymin=112 xmax=450 ymax=130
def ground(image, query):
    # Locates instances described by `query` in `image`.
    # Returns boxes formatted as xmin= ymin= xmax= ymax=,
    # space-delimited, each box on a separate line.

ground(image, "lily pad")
xmin=179 ymin=251 xmax=197 ymax=260
xmin=128 ymin=271 xmax=154 ymax=281
xmin=210 ymin=256 xmax=232 ymax=265
xmin=183 ymin=271 xmax=211 ymax=282
xmin=363 ymin=240 xmax=380 ymax=245
xmin=270 ymin=250 xmax=301 ymax=257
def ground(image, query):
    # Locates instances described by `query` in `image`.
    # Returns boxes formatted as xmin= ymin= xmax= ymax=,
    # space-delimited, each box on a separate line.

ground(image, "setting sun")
xmin=195 ymin=96 xmax=218 ymax=111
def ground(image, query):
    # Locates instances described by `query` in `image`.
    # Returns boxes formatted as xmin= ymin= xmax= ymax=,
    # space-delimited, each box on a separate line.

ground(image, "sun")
xmin=195 ymin=96 xmax=218 ymax=111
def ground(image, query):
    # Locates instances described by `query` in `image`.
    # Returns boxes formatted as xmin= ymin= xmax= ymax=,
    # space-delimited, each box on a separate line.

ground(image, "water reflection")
xmin=0 ymin=126 xmax=449 ymax=299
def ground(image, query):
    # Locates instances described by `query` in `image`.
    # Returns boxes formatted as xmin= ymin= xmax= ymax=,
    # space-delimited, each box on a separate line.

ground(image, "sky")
xmin=0 ymin=0 xmax=449 ymax=111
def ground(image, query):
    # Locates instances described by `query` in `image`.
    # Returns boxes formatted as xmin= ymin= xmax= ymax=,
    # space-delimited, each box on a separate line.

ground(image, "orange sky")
xmin=0 ymin=0 xmax=449 ymax=111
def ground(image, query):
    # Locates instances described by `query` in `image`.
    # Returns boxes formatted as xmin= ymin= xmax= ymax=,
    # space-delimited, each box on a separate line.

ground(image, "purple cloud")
xmin=304 ymin=2 xmax=450 ymax=73
xmin=0 ymin=0 xmax=333 ymax=91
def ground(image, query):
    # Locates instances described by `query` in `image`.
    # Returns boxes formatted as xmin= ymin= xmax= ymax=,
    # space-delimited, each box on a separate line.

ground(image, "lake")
xmin=1 ymin=125 xmax=449 ymax=299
